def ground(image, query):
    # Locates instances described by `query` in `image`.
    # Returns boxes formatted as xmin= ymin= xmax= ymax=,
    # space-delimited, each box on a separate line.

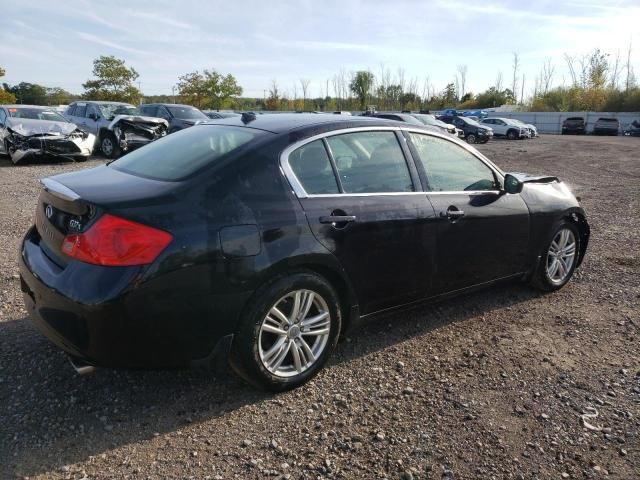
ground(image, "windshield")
xmin=460 ymin=117 xmax=479 ymax=126
xmin=412 ymin=114 xmax=438 ymax=126
xmin=8 ymin=107 xmax=68 ymax=122
xmin=98 ymin=104 xmax=139 ymax=120
xmin=110 ymin=125 xmax=263 ymax=181
xmin=167 ymin=106 xmax=208 ymax=120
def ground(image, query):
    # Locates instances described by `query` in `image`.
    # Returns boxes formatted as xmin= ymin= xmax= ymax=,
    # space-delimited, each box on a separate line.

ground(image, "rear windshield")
xmin=598 ymin=118 xmax=618 ymax=122
xmin=566 ymin=117 xmax=584 ymax=121
xmin=167 ymin=105 xmax=208 ymax=120
xmin=109 ymin=125 xmax=262 ymax=181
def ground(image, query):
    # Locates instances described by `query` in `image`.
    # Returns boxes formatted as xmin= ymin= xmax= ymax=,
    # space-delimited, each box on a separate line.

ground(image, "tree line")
xmin=1 ymin=46 xmax=638 ymax=112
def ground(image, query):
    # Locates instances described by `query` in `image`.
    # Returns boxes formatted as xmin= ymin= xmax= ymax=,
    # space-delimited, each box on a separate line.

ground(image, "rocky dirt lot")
xmin=0 ymin=135 xmax=638 ymax=479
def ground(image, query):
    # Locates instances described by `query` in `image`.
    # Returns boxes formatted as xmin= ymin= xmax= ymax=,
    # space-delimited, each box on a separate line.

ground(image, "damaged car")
xmin=65 ymin=101 xmax=168 ymax=158
xmin=0 ymin=105 xmax=94 ymax=165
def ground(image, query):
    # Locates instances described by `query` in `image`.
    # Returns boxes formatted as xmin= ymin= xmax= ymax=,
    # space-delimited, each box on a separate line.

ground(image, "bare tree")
xmin=609 ymin=49 xmax=621 ymax=89
xmin=541 ymin=58 xmax=555 ymax=93
xmin=511 ymin=53 xmax=519 ymax=99
xmin=456 ymin=65 xmax=468 ymax=99
xmin=564 ymin=53 xmax=578 ymax=86
xmin=495 ymin=71 xmax=503 ymax=91
xmin=299 ymin=78 xmax=310 ymax=111
xmin=625 ymin=39 xmax=635 ymax=92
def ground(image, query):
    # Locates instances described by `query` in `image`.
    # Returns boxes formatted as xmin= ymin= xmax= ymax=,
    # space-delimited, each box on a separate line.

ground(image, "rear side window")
xmin=289 ymin=140 xmax=339 ymax=194
xmin=110 ymin=125 xmax=261 ymax=181
xmin=326 ymin=131 xmax=413 ymax=193
xmin=409 ymin=133 xmax=496 ymax=192
xmin=66 ymin=105 xmax=76 ymax=116
xmin=74 ymin=104 xmax=87 ymax=117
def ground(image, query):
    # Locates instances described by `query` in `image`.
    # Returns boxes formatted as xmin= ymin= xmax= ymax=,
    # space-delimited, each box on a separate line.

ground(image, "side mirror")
xmin=503 ymin=173 xmax=523 ymax=194
xmin=88 ymin=112 xmax=98 ymax=121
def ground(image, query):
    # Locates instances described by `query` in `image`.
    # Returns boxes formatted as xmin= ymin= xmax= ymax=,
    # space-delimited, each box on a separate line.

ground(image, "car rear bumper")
xmin=19 ymin=226 xmax=242 ymax=370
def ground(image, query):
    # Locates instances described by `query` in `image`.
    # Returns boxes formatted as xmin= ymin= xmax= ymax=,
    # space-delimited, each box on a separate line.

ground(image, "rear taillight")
xmin=61 ymin=214 xmax=173 ymax=266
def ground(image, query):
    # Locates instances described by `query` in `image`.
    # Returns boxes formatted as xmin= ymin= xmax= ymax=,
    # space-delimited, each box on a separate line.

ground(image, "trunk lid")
xmin=35 ymin=166 xmax=180 ymax=267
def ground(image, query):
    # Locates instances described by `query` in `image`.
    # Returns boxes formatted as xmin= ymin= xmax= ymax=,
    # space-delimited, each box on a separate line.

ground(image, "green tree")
xmin=82 ymin=55 xmax=142 ymax=103
xmin=0 ymin=67 xmax=17 ymax=104
xmin=8 ymin=82 xmax=47 ymax=104
xmin=46 ymin=87 xmax=75 ymax=105
xmin=350 ymin=71 xmax=374 ymax=110
xmin=177 ymin=69 xmax=242 ymax=109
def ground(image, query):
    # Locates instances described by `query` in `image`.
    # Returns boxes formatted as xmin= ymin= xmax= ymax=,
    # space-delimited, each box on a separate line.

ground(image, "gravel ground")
xmin=0 ymin=135 xmax=638 ymax=479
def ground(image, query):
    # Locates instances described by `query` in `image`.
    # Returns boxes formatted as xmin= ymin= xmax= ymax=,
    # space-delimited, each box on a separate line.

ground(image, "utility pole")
xmin=172 ymin=86 xmax=176 ymax=104
xmin=137 ymin=81 xmax=142 ymax=104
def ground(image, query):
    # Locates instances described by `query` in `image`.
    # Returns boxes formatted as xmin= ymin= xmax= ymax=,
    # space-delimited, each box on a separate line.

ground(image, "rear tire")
xmin=530 ymin=221 xmax=580 ymax=292
xmin=230 ymin=272 xmax=342 ymax=391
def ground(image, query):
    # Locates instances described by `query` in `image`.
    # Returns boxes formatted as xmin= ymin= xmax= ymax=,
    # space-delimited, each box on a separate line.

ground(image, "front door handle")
xmin=440 ymin=206 xmax=465 ymax=221
xmin=319 ymin=215 xmax=356 ymax=224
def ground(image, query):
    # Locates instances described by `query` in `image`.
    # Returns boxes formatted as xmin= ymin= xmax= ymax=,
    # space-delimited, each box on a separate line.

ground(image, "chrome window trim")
xmin=279 ymin=126 xmax=505 ymax=199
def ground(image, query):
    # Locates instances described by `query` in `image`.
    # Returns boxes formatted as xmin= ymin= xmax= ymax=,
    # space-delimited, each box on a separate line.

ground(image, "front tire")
xmin=530 ymin=221 xmax=580 ymax=292
xmin=230 ymin=272 xmax=342 ymax=391
xmin=100 ymin=133 xmax=121 ymax=159
xmin=466 ymin=133 xmax=477 ymax=144
xmin=507 ymin=129 xmax=518 ymax=140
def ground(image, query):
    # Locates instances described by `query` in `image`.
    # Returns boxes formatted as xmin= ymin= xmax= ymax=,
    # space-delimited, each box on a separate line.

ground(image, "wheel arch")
xmin=563 ymin=210 xmax=590 ymax=267
xmin=242 ymin=255 xmax=360 ymax=337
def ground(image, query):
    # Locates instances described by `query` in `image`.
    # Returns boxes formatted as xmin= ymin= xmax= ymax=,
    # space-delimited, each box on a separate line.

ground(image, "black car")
xmin=370 ymin=112 xmax=425 ymax=126
xmin=561 ymin=117 xmax=586 ymax=135
xmin=19 ymin=114 xmax=589 ymax=391
xmin=439 ymin=115 xmax=493 ymax=144
xmin=203 ymin=111 xmax=242 ymax=120
xmin=140 ymin=104 xmax=209 ymax=134
xmin=624 ymin=119 xmax=640 ymax=136
xmin=591 ymin=117 xmax=619 ymax=136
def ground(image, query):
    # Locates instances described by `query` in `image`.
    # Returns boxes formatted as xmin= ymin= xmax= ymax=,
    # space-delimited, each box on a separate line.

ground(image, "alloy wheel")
xmin=258 ymin=289 xmax=331 ymax=378
xmin=101 ymin=137 xmax=113 ymax=156
xmin=546 ymin=228 xmax=577 ymax=284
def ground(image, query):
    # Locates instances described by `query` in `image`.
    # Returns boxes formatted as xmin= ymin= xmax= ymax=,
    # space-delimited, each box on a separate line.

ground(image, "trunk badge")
xmin=45 ymin=205 xmax=54 ymax=219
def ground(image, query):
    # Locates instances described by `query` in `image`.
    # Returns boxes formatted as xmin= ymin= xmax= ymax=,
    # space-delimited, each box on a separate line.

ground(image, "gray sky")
xmin=1 ymin=0 xmax=638 ymax=98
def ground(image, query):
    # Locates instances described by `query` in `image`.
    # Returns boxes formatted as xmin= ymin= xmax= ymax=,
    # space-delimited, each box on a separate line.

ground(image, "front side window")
xmin=326 ymin=131 xmax=413 ymax=193
xmin=289 ymin=140 xmax=339 ymax=194
xmin=409 ymin=133 xmax=497 ymax=192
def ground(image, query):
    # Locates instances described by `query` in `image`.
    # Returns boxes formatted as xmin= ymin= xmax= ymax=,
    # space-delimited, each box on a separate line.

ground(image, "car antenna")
xmin=241 ymin=112 xmax=257 ymax=124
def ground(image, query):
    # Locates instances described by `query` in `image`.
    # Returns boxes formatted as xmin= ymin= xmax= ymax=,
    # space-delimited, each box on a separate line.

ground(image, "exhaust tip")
xmin=68 ymin=354 xmax=97 ymax=375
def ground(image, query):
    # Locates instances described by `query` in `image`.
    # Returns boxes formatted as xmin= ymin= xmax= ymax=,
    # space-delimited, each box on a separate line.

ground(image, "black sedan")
xmin=19 ymin=114 xmax=589 ymax=391
xmin=438 ymin=115 xmax=493 ymax=144
xmin=139 ymin=103 xmax=209 ymax=134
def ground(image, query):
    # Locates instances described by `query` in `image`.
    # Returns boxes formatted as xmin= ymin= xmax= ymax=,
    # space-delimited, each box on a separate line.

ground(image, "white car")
xmin=510 ymin=119 xmax=539 ymax=137
xmin=480 ymin=118 xmax=530 ymax=140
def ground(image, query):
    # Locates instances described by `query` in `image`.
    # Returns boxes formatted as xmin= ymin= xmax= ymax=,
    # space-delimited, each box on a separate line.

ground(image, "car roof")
xmin=71 ymin=100 xmax=132 ymax=105
xmin=201 ymin=113 xmax=403 ymax=134
xmin=1 ymin=104 xmax=52 ymax=109
xmin=141 ymin=103 xmax=197 ymax=108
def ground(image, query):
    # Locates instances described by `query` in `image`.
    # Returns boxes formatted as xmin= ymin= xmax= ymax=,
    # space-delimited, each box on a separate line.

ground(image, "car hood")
xmin=6 ymin=118 xmax=78 ymax=136
xmin=108 ymin=115 xmax=169 ymax=129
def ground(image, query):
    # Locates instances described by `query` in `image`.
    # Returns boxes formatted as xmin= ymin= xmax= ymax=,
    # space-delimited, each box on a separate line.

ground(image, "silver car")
xmin=0 ymin=105 xmax=94 ymax=165
xmin=65 ymin=101 xmax=169 ymax=158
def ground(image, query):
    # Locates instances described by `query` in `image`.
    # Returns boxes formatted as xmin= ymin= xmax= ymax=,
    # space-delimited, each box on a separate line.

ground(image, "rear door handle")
xmin=319 ymin=215 xmax=356 ymax=224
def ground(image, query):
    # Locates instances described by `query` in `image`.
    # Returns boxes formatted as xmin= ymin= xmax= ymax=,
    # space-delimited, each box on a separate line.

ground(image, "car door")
xmin=406 ymin=131 xmax=530 ymax=293
xmin=0 ymin=108 xmax=7 ymax=154
xmin=84 ymin=104 xmax=101 ymax=135
xmin=282 ymin=129 xmax=438 ymax=314
xmin=69 ymin=103 xmax=89 ymax=133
